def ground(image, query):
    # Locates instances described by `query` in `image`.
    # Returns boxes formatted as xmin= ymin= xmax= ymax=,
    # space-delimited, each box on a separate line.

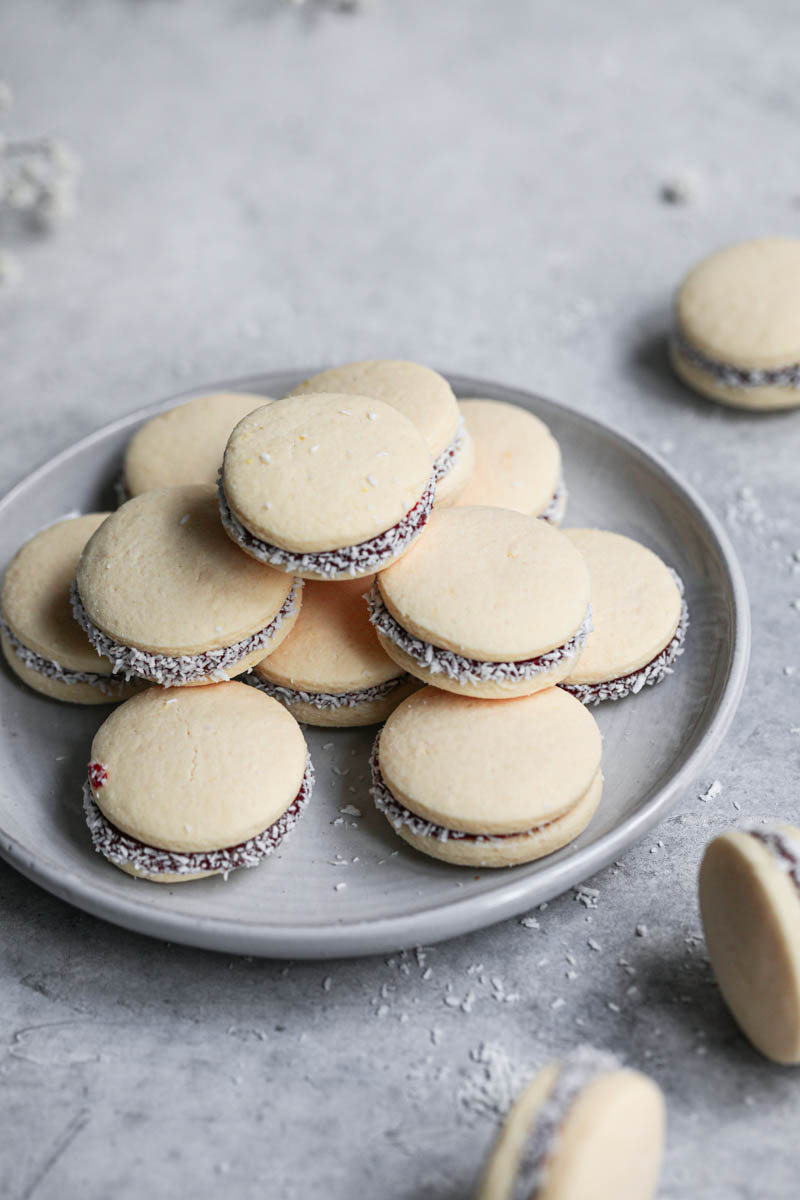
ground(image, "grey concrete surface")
xmin=1 ymin=1 xmax=799 ymax=1196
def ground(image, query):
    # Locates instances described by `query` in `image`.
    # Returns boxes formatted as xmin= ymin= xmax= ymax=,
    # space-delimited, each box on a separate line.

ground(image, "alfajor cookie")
xmin=83 ymin=682 xmax=313 ymax=883
xmin=370 ymin=685 xmax=602 ymax=867
xmin=457 ymin=398 xmax=566 ymax=524
xmin=72 ymin=485 xmax=302 ymax=687
xmin=219 ymin=394 xmax=434 ymax=580
xmin=1 ymin=514 xmax=143 ymax=704
xmin=671 ymin=237 xmax=800 ymax=410
xmin=367 ymin=506 xmax=592 ymax=699
xmin=248 ymin=575 xmax=418 ymax=727
xmin=121 ymin=391 xmax=270 ymax=501
xmin=476 ymin=1046 xmax=665 ymax=1200
xmin=700 ymin=825 xmax=800 ymax=1064
xmin=286 ymin=360 xmax=473 ymax=505
xmin=560 ymin=529 xmax=688 ymax=705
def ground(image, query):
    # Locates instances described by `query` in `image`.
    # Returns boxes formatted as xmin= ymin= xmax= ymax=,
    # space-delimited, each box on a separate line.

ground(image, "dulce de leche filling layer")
xmin=218 ymin=473 xmax=435 ymax=579
xmin=366 ymin=584 xmax=591 ymax=687
xmin=70 ymin=577 xmax=301 ymax=687
xmin=369 ymin=734 xmax=569 ymax=844
xmin=83 ymin=756 xmax=315 ymax=877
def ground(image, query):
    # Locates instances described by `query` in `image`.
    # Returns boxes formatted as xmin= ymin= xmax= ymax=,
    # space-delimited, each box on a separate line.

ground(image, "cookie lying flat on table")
xmin=671 ymin=237 xmax=800 ymax=410
xmin=560 ymin=529 xmax=687 ymax=705
xmin=700 ymin=825 xmax=800 ymax=1064
xmin=456 ymin=398 xmax=566 ymax=523
xmin=476 ymin=1046 xmax=665 ymax=1200
xmin=286 ymin=360 xmax=473 ymax=506
xmin=367 ymin=506 xmax=591 ymax=699
xmin=72 ymin=485 xmax=301 ymax=686
xmin=121 ymin=391 xmax=270 ymax=501
xmin=370 ymin=685 xmax=602 ymax=867
xmin=219 ymin=394 xmax=434 ymax=580
xmin=248 ymin=575 xmax=418 ymax=727
xmin=1 ymin=514 xmax=143 ymax=704
xmin=83 ymin=682 xmax=313 ymax=883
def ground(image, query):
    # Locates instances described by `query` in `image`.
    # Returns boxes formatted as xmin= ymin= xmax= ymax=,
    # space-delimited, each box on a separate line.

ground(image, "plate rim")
xmin=0 ymin=369 xmax=751 ymax=958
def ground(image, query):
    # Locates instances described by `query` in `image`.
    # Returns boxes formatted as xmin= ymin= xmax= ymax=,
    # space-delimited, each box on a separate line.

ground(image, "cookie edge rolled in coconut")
xmin=218 ymin=472 xmax=436 ymax=580
xmin=70 ymin=577 xmax=302 ymax=687
xmin=83 ymin=755 xmax=314 ymax=882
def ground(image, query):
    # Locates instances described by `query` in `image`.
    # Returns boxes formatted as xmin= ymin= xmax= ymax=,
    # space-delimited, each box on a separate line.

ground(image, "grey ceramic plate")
xmin=0 ymin=371 xmax=750 ymax=959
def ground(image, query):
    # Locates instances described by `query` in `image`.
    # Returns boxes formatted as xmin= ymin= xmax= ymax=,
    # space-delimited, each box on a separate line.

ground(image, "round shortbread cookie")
xmin=74 ymin=486 xmax=300 ymax=685
xmin=434 ymin=421 xmax=476 ymax=508
xmin=220 ymin=394 xmax=434 ymax=578
xmin=560 ymin=529 xmax=686 ymax=702
xmin=250 ymin=575 xmax=417 ymax=727
xmin=477 ymin=1049 xmax=665 ymax=1200
xmin=374 ymin=685 xmax=602 ymax=839
xmin=123 ymin=391 xmax=270 ymax=497
xmin=286 ymin=359 xmax=459 ymax=461
xmin=672 ymin=237 xmax=800 ymax=410
xmin=1 ymin=514 xmax=142 ymax=704
xmin=84 ymin=682 xmax=312 ymax=883
xmin=700 ymin=826 xmax=800 ymax=1064
xmin=370 ymin=506 xmax=591 ymax=698
xmin=456 ymin=399 xmax=565 ymax=521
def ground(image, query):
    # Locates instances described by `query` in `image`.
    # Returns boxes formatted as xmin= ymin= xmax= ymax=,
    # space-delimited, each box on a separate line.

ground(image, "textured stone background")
xmin=1 ymin=2 xmax=799 ymax=1197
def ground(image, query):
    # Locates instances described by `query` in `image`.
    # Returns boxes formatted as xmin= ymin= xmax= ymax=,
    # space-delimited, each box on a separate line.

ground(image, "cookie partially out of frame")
xmin=1 ymin=513 xmax=143 ymax=704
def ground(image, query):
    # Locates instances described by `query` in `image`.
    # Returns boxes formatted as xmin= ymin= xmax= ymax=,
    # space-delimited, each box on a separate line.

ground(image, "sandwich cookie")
xmin=367 ymin=506 xmax=592 ymax=699
xmin=220 ymin=394 xmax=434 ymax=580
xmin=671 ymin=237 xmax=800 ymax=410
xmin=83 ymin=682 xmax=313 ymax=883
xmin=370 ymin=685 xmax=603 ymax=867
xmin=476 ymin=1046 xmax=665 ymax=1200
xmin=249 ymin=575 xmax=418 ymax=726
xmin=1 ymin=514 xmax=143 ymax=704
xmin=457 ymin=398 xmax=566 ymax=524
xmin=120 ymin=391 xmax=270 ymax=502
xmin=560 ymin=529 xmax=687 ymax=705
xmin=700 ymin=825 xmax=800 ymax=1064
xmin=72 ymin=485 xmax=302 ymax=687
xmin=286 ymin=360 xmax=473 ymax=506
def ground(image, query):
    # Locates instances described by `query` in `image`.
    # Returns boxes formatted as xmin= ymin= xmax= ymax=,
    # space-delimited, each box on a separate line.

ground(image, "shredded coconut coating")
xmin=561 ymin=571 xmax=688 ymax=706
xmin=246 ymin=671 xmax=407 ymax=712
xmin=369 ymin=734 xmax=553 ymax=844
xmin=512 ymin=1046 xmax=621 ymax=1199
xmin=0 ymin=613 xmax=135 ymax=696
xmin=672 ymin=331 xmax=800 ymax=390
xmin=70 ymin=577 xmax=302 ymax=687
xmin=432 ymin=416 xmax=465 ymax=483
xmin=83 ymin=756 xmax=314 ymax=877
xmin=539 ymin=473 xmax=567 ymax=525
xmin=747 ymin=828 xmax=800 ymax=894
xmin=218 ymin=473 xmax=435 ymax=580
xmin=366 ymin=584 xmax=592 ymax=687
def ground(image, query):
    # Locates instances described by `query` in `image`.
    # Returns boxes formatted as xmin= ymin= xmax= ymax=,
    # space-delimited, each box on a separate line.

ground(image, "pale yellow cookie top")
xmin=562 ymin=529 xmax=682 ymax=684
xmin=89 ymin=682 xmax=307 ymax=851
xmin=379 ymin=685 xmax=602 ymax=834
xmin=2 ymin=514 xmax=115 ymax=674
xmin=378 ymin=506 xmax=590 ymax=661
xmin=676 ymin=237 xmax=800 ymax=369
xmin=456 ymin=399 xmax=561 ymax=516
xmin=124 ymin=392 xmax=270 ymax=496
xmin=286 ymin=360 xmax=459 ymax=457
xmin=77 ymin=485 xmax=295 ymax=655
xmin=255 ymin=575 xmax=404 ymax=694
xmin=222 ymin=394 xmax=432 ymax=553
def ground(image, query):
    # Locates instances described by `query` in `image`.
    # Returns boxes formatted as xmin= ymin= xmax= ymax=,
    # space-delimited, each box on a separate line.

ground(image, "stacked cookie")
xmin=1 ymin=358 xmax=689 ymax=883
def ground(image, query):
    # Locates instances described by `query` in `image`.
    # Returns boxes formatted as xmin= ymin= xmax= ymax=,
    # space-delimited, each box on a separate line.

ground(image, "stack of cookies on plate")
xmin=0 ymin=359 xmax=688 ymax=884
